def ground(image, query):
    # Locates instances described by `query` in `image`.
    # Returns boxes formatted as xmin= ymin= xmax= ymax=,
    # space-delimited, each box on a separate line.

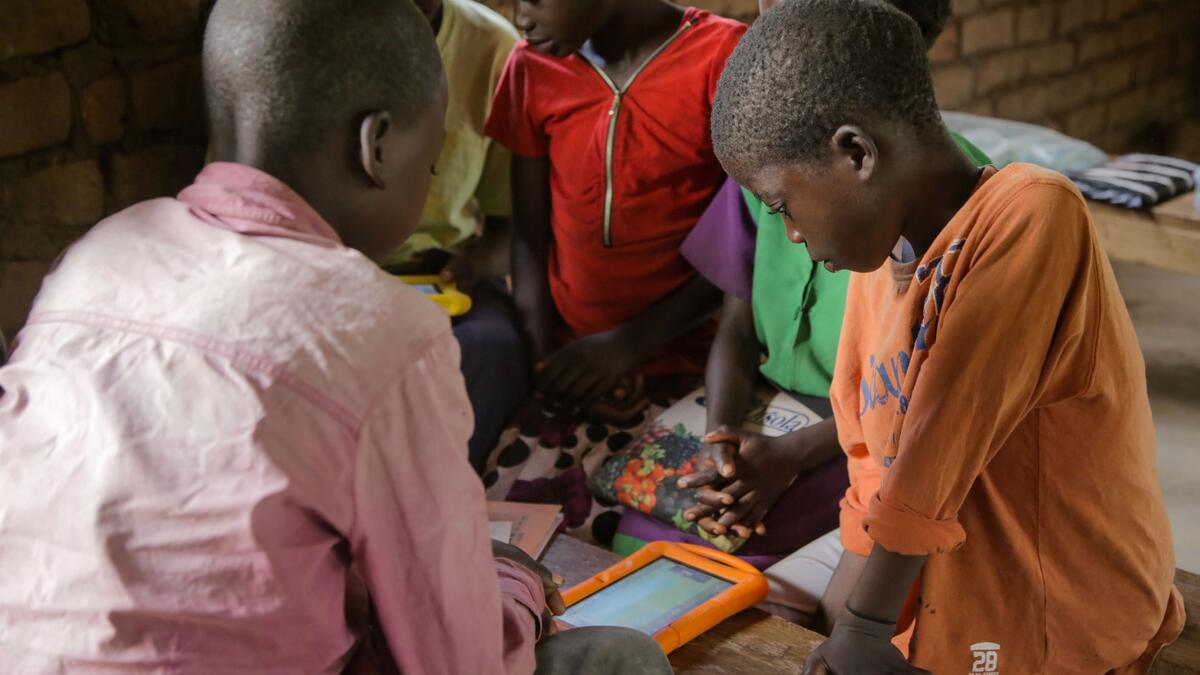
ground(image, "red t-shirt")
xmin=485 ymin=8 xmax=746 ymax=374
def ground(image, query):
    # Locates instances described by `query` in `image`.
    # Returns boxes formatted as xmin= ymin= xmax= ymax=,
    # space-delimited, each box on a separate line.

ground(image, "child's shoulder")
xmin=685 ymin=6 xmax=748 ymax=32
xmin=975 ymin=163 xmax=1087 ymax=221
xmin=443 ymin=0 xmax=519 ymax=48
xmin=683 ymin=7 xmax=748 ymax=46
xmin=670 ymin=8 xmax=747 ymax=80
xmin=991 ymin=162 xmax=1083 ymax=198
xmin=273 ymin=260 xmax=455 ymax=393
xmin=500 ymin=40 xmax=569 ymax=77
xmin=971 ymin=163 xmax=1093 ymax=248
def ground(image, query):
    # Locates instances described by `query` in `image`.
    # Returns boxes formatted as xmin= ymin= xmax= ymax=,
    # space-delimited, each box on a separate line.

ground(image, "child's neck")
xmin=589 ymin=0 xmax=685 ymax=83
xmin=210 ymin=134 xmax=348 ymax=233
xmin=900 ymin=133 xmax=983 ymax=258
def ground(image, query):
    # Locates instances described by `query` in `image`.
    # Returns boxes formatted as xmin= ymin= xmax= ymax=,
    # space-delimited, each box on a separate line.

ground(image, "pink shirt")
xmin=0 ymin=163 xmax=545 ymax=674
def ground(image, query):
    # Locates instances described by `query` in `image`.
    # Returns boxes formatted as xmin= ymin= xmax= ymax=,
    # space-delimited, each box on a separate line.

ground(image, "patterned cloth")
xmin=1071 ymin=153 xmax=1198 ymax=209
xmin=483 ymin=377 xmax=701 ymax=547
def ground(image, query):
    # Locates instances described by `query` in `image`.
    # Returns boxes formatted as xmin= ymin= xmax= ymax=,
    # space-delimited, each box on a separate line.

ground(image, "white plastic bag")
xmin=942 ymin=112 xmax=1108 ymax=174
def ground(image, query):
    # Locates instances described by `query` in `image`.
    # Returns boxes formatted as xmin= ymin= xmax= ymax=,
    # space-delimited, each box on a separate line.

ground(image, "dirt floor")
xmin=1114 ymin=259 xmax=1200 ymax=572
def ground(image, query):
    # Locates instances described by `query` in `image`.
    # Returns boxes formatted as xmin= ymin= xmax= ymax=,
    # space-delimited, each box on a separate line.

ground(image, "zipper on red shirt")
xmin=582 ymin=17 xmax=697 ymax=248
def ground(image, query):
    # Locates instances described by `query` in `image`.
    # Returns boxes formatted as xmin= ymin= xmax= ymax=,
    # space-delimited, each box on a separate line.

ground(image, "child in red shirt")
xmin=485 ymin=0 xmax=746 ymax=412
xmin=479 ymin=0 xmax=745 ymax=545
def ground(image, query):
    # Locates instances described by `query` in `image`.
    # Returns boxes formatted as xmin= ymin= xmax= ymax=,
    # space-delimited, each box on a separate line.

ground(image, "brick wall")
xmin=929 ymin=0 xmax=1200 ymax=154
xmin=0 ymin=0 xmax=1197 ymax=337
xmin=0 ymin=0 xmax=210 ymax=336
xmin=480 ymin=0 xmax=1200 ymax=153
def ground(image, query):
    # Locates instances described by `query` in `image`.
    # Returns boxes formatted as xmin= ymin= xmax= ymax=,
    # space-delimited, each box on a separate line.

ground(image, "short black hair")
xmin=202 ymin=0 xmax=442 ymax=154
xmin=887 ymin=0 xmax=952 ymax=47
xmin=711 ymin=0 xmax=941 ymax=178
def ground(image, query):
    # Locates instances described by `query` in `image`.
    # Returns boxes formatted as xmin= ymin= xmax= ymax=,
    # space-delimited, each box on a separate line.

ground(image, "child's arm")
xmin=801 ymin=547 xmax=930 ymax=675
xmin=815 ymin=548 xmax=869 ymax=635
xmin=443 ymin=127 xmax=518 ymax=289
xmin=441 ymin=215 xmax=511 ymax=290
xmin=510 ymin=154 xmax=559 ymax=361
xmin=537 ymin=274 xmax=722 ymax=409
xmin=675 ymin=295 xmax=843 ymax=538
xmin=674 ymin=293 xmax=763 ymax=518
xmin=351 ymin=334 xmax=546 ymax=675
xmin=681 ymin=419 xmax=842 ymax=539
xmin=702 ymin=294 xmax=761 ymax=465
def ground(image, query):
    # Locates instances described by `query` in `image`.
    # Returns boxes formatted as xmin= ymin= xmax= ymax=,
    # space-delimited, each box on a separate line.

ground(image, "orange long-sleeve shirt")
xmin=831 ymin=164 xmax=1183 ymax=674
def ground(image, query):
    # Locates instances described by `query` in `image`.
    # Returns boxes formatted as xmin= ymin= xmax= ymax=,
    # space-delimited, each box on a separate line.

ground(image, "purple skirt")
xmin=614 ymin=454 xmax=849 ymax=569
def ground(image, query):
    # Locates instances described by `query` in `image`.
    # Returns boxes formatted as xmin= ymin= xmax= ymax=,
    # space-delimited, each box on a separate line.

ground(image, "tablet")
xmin=556 ymin=542 xmax=767 ymax=653
xmin=396 ymin=275 xmax=473 ymax=317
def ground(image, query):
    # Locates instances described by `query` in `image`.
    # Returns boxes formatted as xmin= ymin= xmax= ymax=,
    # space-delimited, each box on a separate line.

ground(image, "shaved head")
xmin=712 ymin=0 xmax=940 ymax=175
xmin=886 ymin=0 xmax=952 ymax=46
xmin=203 ymin=0 xmax=442 ymax=157
xmin=201 ymin=0 xmax=448 ymax=262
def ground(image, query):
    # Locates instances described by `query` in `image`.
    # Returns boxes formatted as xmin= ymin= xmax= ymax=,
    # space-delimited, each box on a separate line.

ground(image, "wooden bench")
xmin=545 ymin=536 xmax=1200 ymax=674
xmin=1150 ymin=568 xmax=1200 ymax=674
xmin=1089 ymin=191 xmax=1200 ymax=277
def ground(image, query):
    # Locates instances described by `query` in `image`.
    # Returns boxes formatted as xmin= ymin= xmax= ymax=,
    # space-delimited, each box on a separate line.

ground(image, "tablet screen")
xmin=558 ymin=558 xmax=732 ymax=635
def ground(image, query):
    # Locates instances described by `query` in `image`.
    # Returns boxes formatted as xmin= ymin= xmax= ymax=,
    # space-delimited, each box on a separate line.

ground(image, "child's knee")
xmin=454 ymin=313 xmax=528 ymax=379
xmin=534 ymin=626 xmax=671 ymax=675
xmin=593 ymin=626 xmax=670 ymax=669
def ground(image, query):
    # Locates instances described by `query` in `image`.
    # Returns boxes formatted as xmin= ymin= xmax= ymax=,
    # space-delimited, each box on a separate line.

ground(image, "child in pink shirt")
xmin=0 ymin=1 xmax=669 ymax=674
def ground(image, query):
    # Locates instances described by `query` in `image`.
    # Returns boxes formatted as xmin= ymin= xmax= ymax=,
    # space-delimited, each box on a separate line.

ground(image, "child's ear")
xmin=358 ymin=111 xmax=392 ymax=189
xmin=830 ymin=125 xmax=876 ymax=181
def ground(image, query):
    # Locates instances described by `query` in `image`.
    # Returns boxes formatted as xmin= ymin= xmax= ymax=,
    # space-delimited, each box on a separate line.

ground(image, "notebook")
xmin=487 ymin=501 xmax=564 ymax=560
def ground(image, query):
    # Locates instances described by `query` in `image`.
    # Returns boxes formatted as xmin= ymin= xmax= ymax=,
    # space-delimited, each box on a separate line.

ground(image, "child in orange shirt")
xmin=710 ymin=1 xmax=1183 ymax=673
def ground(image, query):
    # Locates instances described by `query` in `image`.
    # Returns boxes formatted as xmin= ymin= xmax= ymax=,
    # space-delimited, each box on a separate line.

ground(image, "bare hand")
xmin=439 ymin=254 xmax=478 ymax=292
xmin=492 ymin=540 xmax=567 ymax=621
xmin=680 ymin=428 xmax=806 ymax=539
xmin=519 ymin=304 xmax=559 ymax=365
xmin=440 ymin=216 xmax=511 ymax=292
xmin=675 ymin=425 xmax=740 ymax=490
xmin=801 ymin=613 xmax=930 ymax=675
xmin=536 ymin=330 xmax=642 ymax=410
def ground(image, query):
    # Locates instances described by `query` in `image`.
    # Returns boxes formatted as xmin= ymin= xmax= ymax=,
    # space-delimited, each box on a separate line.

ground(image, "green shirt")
xmin=748 ymin=131 xmax=990 ymax=398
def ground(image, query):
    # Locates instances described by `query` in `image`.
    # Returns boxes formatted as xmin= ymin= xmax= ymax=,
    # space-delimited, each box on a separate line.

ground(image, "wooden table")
xmin=1089 ymin=192 xmax=1200 ymax=276
xmin=543 ymin=535 xmax=823 ymax=674
xmin=1151 ymin=569 xmax=1200 ymax=675
xmin=544 ymin=536 xmax=1200 ymax=674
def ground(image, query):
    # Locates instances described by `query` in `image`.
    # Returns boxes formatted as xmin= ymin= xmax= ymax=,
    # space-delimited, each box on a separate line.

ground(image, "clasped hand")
xmin=675 ymin=426 xmax=806 ymax=540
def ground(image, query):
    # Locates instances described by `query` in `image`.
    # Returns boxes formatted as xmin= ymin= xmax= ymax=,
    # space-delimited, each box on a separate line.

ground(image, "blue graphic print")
xmin=859 ymin=351 xmax=911 ymax=417
xmin=859 ymin=239 xmax=966 ymax=420
xmin=912 ymin=240 xmax=964 ymax=350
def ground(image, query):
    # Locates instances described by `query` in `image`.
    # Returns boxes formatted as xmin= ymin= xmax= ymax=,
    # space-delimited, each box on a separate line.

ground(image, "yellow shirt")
xmin=384 ymin=0 xmax=519 ymax=267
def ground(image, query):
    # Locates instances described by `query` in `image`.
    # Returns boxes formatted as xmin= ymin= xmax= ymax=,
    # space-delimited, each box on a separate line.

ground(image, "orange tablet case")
xmin=558 ymin=541 xmax=768 ymax=653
